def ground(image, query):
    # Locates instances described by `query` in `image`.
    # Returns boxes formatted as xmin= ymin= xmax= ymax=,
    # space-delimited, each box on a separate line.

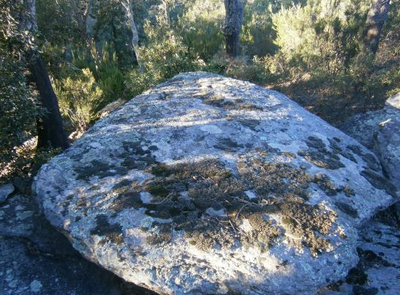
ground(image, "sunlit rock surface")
xmin=34 ymin=72 xmax=397 ymax=295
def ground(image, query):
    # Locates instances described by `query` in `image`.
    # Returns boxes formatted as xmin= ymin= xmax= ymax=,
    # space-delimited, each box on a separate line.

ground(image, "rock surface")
xmin=2 ymin=194 xmax=398 ymax=295
xmin=0 ymin=183 xmax=14 ymax=204
xmin=34 ymin=72 xmax=397 ymax=295
xmin=322 ymin=93 xmax=400 ymax=295
xmin=341 ymin=93 xmax=400 ymax=190
xmin=319 ymin=217 xmax=400 ymax=295
xmin=0 ymin=191 xmax=156 ymax=295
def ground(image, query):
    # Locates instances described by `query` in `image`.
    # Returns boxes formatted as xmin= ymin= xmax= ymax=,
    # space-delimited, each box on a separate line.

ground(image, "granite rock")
xmin=34 ymin=72 xmax=398 ymax=295
xmin=341 ymin=93 xmax=400 ymax=191
xmin=0 ymin=183 xmax=14 ymax=204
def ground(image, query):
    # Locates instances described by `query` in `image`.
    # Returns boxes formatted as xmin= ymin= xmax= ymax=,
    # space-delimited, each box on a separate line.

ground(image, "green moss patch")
xmin=336 ymin=202 xmax=359 ymax=218
xmin=120 ymin=141 xmax=158 ymax=170
xmin=75 ymin=160 xmax=117 ymax=181
xmin=314 ymin=173 xmax=338 ymax=196
xmin=146 ymin=224 xmax=173 ymax=245
xmin=279 ymin=202 xmax=336 ymax=256
xmin=91 ymin=146 xmax=344 ymax=255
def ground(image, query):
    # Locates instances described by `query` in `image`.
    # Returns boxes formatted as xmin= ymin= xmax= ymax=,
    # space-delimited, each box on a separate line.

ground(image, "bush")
xmin=126 ymin=21 xmax=205 ymax=98
xmin=241 ymin=0 xmax=278 ymax=57
xmin=55 ymin=68 xmax=103 ymax=133
xmin=95 ymin=49 xmax=126 ymax=111
xmin=0 ymin=0 xmax=41 ymax=181
xmin=178 ymin=0 xmax=224 ymax=61
xmin=271 ymin=0 xmax=367 ymax=75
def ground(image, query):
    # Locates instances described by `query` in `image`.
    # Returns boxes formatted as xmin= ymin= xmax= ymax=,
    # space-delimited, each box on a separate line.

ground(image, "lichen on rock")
xmin=34 ymin=72 xmax=397 ymax=295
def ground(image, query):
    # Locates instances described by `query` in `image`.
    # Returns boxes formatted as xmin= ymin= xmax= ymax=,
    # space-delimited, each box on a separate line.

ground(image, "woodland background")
xmin=1 ymin=0 xmax=399 ymax=182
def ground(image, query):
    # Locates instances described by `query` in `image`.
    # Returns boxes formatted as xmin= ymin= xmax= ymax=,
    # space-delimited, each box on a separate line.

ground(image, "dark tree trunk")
xmin=364 ymin=0 xmax=390 ymax=55
xmin=29 ymin=56 xmax=69 ymax=149
xmin=20 ymin=0 xmax=69 ymax=150
xmin=223 ymin=0 xmax=245 ymax=58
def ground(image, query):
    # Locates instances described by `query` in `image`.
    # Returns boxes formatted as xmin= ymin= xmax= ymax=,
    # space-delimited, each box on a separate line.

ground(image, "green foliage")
xmin=204 ymin=53 xmax=268 ymax=84
xmin=229 ymin=0 xmax=400 ymax=124
xmin=53 ymin=42 xmax=128 ymax=133
xmin=5 ymin=0 xmax=400 ymax=183
xmin=177 ymin=0 xmax=224 ymax=61
xmin=271 ymin=0 xmax=368 ymax=75
xmin=94 ymin=47 xmax=126 ymax=110
xmin=6 ymin=144 xmax=62 ymax=182
xmin=241 ymin=0 xmax=277 ymax=57
xmin=126 ymin=18 xmax=205 ymax=97
xmin=126 ymin=37 xmax=203 ymax=97
xmin=0 ymin=0 xmax=41 ymax=180
xmin=55 ymin=68 xmax=103 ymax=132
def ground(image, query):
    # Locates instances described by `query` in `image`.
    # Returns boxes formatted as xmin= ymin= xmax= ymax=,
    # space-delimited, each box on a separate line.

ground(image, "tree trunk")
xmin=85 ymin=0 xmax=96 ymax=39
xmin=223 ymin=0 xmax=245 ymax=58
xmin=122 ymin=0 xmax=142 ymax=70
xmin=22 ymin=0 xmax=69 ymax=149
xmin=29 ymin=56 xmax=69 ymax=149
xmin=364 ymin=0 xmax=390 ymax=55
xmin=81 ymin=0 xmax=101 ymax=70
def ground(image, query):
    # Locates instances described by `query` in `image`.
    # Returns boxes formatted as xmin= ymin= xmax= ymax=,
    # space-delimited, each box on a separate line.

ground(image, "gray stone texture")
xmin=34 ymin=72 xmax=397 ymax=295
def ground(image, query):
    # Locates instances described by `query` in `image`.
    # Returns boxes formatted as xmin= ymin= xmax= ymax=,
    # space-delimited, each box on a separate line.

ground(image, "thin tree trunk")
xmin=122 ymin=0 xmax=142 ymax=70
xmin=85 ymin=0 xmax=96 ymax=38
xmin=223 ymin=0 xmax=245 ymax=58
xmin=364 ymin=0 xmax=390 ymax=55
xmin=22 ymin=0 xmax=69 ymax=149
xmin=81 ymin=0 xmax=100 ymax=70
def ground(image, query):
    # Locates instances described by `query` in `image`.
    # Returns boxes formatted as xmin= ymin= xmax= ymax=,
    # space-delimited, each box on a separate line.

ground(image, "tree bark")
xmin=85 ymin=0 xmax=96 ymax=39
xmin=79 ymin=0 xmax=100 ymax=69
xmin=121 ymin=0 xmax=142 ymax=70
xmin=364 ymin=0 xmax=390 ymax=55
xmin=22 ymin=0 xmax=69 ymax=149
xmin=29 ymin=56 xmax=69 ymax=149
xmin=223 ymin=0 xmax=245 ymax=58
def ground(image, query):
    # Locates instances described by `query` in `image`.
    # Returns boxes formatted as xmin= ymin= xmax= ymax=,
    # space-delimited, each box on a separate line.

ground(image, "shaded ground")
xmin=0 ymin=187 xmax=156 ymax=295
xmin=275 ymin=80 xmax=386 ymax=127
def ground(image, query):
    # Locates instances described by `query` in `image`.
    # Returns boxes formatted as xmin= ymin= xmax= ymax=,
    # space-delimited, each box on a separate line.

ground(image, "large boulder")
xmin=34 ymin=72 xmax=398 ymax=295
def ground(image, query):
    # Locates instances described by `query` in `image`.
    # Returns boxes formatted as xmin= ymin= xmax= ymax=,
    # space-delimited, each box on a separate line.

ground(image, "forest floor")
xmin=0 ymin=186 xmax=157 ymax=295
xmin=275 ymin=82 xmax=386 ymax=127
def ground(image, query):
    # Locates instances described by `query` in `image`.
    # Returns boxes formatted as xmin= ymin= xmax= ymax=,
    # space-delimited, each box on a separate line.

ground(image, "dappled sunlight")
xmin=3 ymin=0 xmax=400 ymax=293
xmin=32 ymin=73 xmax=390 ymax=295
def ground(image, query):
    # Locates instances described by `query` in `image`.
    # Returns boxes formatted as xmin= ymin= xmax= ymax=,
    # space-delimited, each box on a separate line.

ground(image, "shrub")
xmin=55 ymin=68 xmax=103 ymax=133
xmin=126 ymin=20 xmax=205 ymax=98
xmin=178 ymin=0 xmax=224 ymax=61
xmin=95 ymin=50 xmax=126 ymax=111
xmin=0 ymin=0 xmax=40 ymax=181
